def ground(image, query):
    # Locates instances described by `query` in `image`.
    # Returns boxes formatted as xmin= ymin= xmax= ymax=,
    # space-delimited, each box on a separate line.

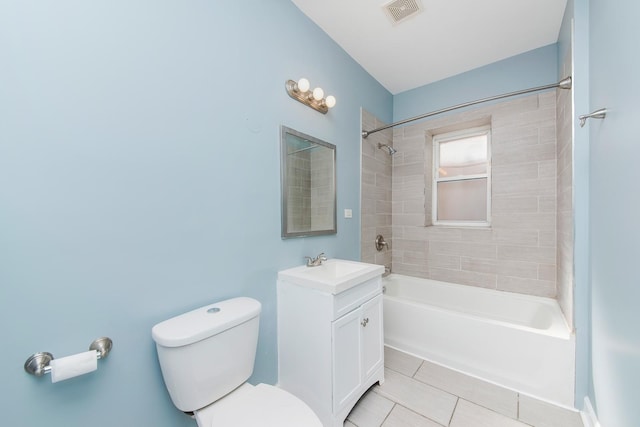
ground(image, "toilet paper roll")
xmin=50 ymin=350 xmax=98 ymax=383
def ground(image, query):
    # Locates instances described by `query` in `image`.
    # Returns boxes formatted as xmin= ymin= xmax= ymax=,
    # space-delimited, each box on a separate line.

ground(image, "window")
xmin=432 ymin=126 xmax=491 ymax=226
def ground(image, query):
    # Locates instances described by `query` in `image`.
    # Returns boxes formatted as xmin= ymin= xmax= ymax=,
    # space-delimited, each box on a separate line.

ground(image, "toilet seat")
xmin=194 ymin=383 xmax=322 ymax=427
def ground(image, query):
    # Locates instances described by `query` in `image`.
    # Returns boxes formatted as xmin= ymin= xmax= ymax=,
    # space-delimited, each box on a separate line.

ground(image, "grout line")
xmin=411 ymin=359 xmax=425 ymax=378
xmin=447 ymin=397 xmax=460 ymax=427
xmin=383 ymin=354 xmax=545 ymax=426
xmin=384 ymin=359 xmax=523 ymax=425
xmin=456 ymin=398 xmax=536 ymax=427
xmin=390 ymin=403 xmax=449 ymax=427
xmin=378 ymin=403 xmax=396 ymax=427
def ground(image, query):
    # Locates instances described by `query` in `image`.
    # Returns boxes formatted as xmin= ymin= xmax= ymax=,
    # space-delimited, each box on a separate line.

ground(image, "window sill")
xmin=428 ymin=222 xmax=492 ymax=229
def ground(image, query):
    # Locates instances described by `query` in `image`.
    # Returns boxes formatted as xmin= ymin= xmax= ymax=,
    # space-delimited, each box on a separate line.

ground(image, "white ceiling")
xmin=291 ymin=0 xmax=568 ymax=94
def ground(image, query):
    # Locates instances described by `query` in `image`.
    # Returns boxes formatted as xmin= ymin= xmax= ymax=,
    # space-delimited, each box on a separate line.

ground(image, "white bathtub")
xmin=383 ymin=274 xmax=575 ymax=406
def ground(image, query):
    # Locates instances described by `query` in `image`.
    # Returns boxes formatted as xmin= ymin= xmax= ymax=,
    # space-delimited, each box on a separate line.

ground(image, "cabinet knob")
xmin=361 ymin=318 xmax=369 ymax=327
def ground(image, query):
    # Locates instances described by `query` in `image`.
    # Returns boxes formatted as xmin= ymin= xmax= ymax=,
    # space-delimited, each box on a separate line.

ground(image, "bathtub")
xmin=383 ymin=274 xmax=575 ymax=406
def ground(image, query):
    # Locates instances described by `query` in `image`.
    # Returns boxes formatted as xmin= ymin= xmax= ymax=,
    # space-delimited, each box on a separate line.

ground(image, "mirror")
xmin=281 ymin=126 xmax=336 ymax=238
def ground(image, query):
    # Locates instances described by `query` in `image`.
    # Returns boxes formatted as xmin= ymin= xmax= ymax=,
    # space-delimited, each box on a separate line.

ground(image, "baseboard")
xmin=580 ymin=396 xmax=601 ymax=427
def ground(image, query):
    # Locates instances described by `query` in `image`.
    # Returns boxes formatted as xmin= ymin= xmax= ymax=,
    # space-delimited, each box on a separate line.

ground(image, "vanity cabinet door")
xmin=332 ymin=307 xmax=363 ymax=412
xmin=361 ymin=294 xmax=384 ymax=379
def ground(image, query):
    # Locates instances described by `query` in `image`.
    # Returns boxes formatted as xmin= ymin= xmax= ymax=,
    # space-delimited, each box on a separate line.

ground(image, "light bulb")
xmin=296 ymin=78 xmax=310 ymax=93
xmin=325 ymin=95 xmax=336 ymax=108
xmin=312 ymin=87 xmax=324 ymax=101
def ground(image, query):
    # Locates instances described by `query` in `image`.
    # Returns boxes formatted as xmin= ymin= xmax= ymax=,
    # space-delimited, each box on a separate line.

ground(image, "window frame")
xmin=432 ymin=125 xmax=492 ymax=227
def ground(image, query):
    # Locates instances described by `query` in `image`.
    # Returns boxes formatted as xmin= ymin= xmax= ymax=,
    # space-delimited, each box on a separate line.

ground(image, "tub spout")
xmin=382 ymin=266 xmax=391 ymax=278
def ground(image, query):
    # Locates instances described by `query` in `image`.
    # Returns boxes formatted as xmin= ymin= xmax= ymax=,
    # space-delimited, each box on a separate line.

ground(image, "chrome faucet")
xmin=305 ymin=253 xmax=327 ymax=267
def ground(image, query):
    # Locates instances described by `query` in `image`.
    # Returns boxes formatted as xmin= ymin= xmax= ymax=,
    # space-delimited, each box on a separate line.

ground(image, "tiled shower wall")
xmin=392 ymin=92 xmax=558 ymax=297
xmin=361 ymin=110 xmax=393 ymax=267
xmin=286 ymin=150 xmax=311 ymax=232
xmin=286 ymin=146 xmax=335 ymax=233
xmin=556 ymin=50 xmax=574 ymax=328
xmin=310 ymin=147 xmax=335 ymax=230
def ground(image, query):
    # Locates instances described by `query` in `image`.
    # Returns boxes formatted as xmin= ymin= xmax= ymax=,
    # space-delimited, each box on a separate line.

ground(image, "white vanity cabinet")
xmin=332 ymin=293 xmax=383 ymax=412
xmin=277 ymin=260 xmax=385 ymax=427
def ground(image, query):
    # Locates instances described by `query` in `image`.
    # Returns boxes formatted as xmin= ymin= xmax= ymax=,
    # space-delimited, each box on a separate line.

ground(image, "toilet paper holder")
xmin=24 ymin=337 xmax=113 ymax=377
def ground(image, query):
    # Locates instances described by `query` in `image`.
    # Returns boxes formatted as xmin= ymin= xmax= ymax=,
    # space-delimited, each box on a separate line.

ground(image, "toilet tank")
xmin=152 ymin=297 xmax=261 ymax=412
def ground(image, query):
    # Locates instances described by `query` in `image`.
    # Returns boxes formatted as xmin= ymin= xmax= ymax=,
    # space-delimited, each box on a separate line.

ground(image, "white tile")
xmin=347 ymin=389 xmax=395 ymax=427
xmin=496 ymin=244 xmax=556 ymax=264
xmin=394 ymin=162 xmax=426 ymax=177
xmin=518 ymin=395 xmax=584 ymax=427
xmin=496 ymin=275 xmax=556 ymax=297
xmin=459 ymin=228 xmax=494 ymax=242
xmin=394 ymin=213 xmax=426 ymax=227
xmin=492 ymin=196 xmax=539 ymax=214
xmin=393 ymin=239 xmax=428 ymax=252
xmin=382 ymin=405 xmax=444 ymax=427
xmin=450 ymin=399 xmax=530 ymax=427
xmin=492 ymin=141 xmax=556 ymax=165
xmin=495 ymin=259 xmax=539 ymax=280
xmin=429 ymin=268 xmax=497 ymax=289
xmin=386 ymin=89 xmax=561 ymax=300
xmin=414 ymin=361 xmax=518 ymax=419
xmin=426 ymin=253 xmax=461 ymax=270
xmin=392 ymin=263 xmax=429 ymax=277
xmin=492 ymin=176 xmax=556 ymax=198
xmin=374 ymin=368 xmax=457 ymax=426
xmin=428 ymin=241 xmax=497 ymax=260
xmin=422 ymin=227 xmax=463 ymax=241
xmin=402 ymin=250 xmax=428 ymax=265
xmin=492 ymin=229 xmax=539 ymax=246
xmin=460 ymin=257 xmax=498 ymax=275
xmin=384 ymin=346 xmax=423 ymax=377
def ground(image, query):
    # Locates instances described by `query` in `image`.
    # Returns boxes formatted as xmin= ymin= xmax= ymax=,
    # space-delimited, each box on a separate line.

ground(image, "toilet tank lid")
xmin=151 ymin=297 xmax=261 ymax=348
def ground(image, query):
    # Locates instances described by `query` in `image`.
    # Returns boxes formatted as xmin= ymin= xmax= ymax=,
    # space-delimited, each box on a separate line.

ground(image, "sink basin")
xmin=277 ymin=259 xmax=384 ymax=294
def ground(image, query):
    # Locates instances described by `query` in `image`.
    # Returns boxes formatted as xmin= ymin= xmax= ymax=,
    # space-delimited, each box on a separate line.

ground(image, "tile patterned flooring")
xmin=344 ymin=347 xmax=584 ymax=427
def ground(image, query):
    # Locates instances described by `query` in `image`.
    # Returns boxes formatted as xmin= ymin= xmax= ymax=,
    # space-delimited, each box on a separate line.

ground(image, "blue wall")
xmin=393 ymin=44 xmax=559 ymax=122
xmin=0 ymin=1 xmax=391 ymax=426
xmin=588 ymin=0 xmax=640 ymax=425
xmin=562 ymin=2 xmax=640 ymax=424
xmin=7 ymin=0 xmax=625 ymax=425
xmin=558 ymin=0 xmax=593 ymax=410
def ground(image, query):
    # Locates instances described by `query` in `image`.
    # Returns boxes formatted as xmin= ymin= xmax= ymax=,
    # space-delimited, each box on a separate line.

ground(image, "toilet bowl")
xmin=194 ymin=383 xmax=321 ymax=426
xmin=151 ymin=297 xmax=321 ymax=427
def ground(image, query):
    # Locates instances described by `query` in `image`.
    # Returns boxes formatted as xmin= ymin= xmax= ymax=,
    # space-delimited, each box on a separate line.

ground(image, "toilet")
xmin=151 ymin=297 xmax=322 ymax=426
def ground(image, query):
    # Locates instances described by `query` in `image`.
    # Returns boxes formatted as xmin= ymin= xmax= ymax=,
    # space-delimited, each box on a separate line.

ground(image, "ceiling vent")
xmin=383 ymin=0 xmax=423 ymax=25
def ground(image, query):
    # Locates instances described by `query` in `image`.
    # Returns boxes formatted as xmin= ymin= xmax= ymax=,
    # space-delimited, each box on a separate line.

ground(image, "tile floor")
xmin=344 ymin=347 xmax=584 ymax=427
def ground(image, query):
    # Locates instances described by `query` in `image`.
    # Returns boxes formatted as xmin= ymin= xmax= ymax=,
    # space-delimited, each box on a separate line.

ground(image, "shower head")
xmin=377 ymin=143 xmax=397 ymax=155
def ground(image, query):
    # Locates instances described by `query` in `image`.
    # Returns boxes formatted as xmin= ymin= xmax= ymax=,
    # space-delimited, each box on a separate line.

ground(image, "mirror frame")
xmin=280 ymin=125 xmax=337 ymax=238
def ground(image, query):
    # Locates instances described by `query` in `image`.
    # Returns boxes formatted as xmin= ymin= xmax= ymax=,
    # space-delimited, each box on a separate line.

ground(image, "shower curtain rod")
xmin=361 ymin=76 xmax=572 ymax=139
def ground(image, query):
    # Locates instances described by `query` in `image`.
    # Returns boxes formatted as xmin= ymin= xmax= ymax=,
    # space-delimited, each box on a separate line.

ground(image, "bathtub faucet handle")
xmin=375 ymin=235 xmax=389 ymax=252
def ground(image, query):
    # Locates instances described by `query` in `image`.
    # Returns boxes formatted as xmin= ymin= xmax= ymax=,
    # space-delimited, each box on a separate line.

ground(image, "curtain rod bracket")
xmin=558 ymin=76 xmax=572 ymax=90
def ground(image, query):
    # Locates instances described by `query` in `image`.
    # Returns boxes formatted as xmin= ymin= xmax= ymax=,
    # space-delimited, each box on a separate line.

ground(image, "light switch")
xmin=344 ymin=209 xmax=353 ymax=218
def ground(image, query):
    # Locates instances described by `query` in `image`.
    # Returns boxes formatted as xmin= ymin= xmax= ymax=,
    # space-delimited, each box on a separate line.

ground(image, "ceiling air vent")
xmin=383 ymin=0 xmax=423 ymax=25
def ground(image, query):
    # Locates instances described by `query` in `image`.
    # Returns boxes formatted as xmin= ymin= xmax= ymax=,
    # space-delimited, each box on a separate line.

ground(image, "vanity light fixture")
xmin=286 ymin=78 xmax=336 ymax=114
